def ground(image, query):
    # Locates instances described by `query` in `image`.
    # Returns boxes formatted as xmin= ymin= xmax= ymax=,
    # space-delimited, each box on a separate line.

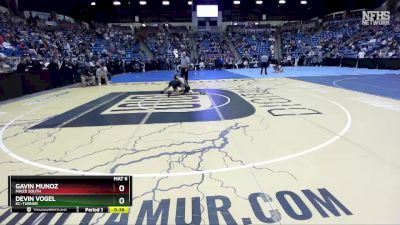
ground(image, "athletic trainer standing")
xmin=180 ymin=52 xmax=190 ymax=83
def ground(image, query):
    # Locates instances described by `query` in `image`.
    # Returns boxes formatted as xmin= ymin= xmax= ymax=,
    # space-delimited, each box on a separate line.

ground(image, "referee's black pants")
xmin=260 ymin=62 xmax=268 ymax=75
xmin=181 ymin=68 xmax=189 ymax=83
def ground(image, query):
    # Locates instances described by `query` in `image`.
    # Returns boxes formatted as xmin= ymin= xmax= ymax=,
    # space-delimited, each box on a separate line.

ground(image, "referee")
xmin=260 ymin=54 xmax=269 ymax=75
xmin=180 ymin=52 xmax=190 ymax=83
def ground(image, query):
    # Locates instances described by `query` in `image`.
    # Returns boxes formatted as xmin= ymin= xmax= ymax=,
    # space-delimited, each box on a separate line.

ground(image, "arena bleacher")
xmin=228 ymin=25 xmax=276 ymax=62
xmin=0 ymin=5 xmax=399 ymax=100
xmin=196 ymin=31 xmax=235 ymax=69
xmin=281 ymin=17 xmax=400 ymax=65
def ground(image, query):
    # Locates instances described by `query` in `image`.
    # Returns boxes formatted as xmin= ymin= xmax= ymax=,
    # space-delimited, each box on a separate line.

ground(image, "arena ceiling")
xmin=14 ymin=0 xmax=386 ymax=22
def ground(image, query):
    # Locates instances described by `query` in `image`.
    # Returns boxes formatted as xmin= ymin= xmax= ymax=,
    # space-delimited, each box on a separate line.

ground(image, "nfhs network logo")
xmin=362 ymin=11 xmax=390 ymax=26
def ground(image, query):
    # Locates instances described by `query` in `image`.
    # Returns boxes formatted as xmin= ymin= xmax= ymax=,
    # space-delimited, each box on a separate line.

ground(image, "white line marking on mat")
xmin=0 ymin=98 xmax=352 ymax=177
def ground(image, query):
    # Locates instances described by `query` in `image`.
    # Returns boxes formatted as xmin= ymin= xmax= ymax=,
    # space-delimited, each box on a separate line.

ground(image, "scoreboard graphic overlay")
xmin=9 ymin=176 xmax=131 ymax=213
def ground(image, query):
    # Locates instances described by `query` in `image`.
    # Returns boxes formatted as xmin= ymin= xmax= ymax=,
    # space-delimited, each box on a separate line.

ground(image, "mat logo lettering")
xmin=32 ymin=89 xmax=255 ymax=128
xmin=101 ymin=94 xmax=211 ymax=114
xmin=0 ymin=188 xmax=352 ymax=224
xmin=231 ymin=87 xmax=322 ymax=116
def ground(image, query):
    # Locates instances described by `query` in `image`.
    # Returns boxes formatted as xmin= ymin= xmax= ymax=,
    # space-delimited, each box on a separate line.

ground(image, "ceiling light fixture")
xmin=233 ymin=0 xmax=240 ymax=5
xmin=91 ymin=2 xmax=96 ymax=6
xmin=162 ymin=1 xmax=170 ymax=5
xmin=279 ymin=0 xmax=286 ymax=4
xmin=113 ymin=1 xmax=121 ymax=6
xmin=188 ymin=1 xmax=193 ymax=5
xmin=139 ymin=1 xmax=147 ymax=5
xmin=256 ymin=0 xmax=263 ymax=4
xmin=300 ymin=0 xmax=307 ymax=4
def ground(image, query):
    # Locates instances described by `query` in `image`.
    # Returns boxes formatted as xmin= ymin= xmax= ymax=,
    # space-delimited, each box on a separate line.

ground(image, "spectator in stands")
xmin=166 ymin=58 xmax=172 ymax=70
xmin=214 ymin=58 xmax=220 ymax=70
xmin=125 ymin=61 xmax=133 ymax=73
xmin=199 ymin=60 xmax=205 ymax=70
xmin=358 ymin=49 xmax=366 ymax=59
xmin=226 ymin=59 xmax=234 ymax=69
xmin=0 ymin=56 xmax=12 ymax=73
xmin=286 ymin=55 xmax=293 ymax=66
xmin=243 ymin=58 xmax=249 ymax=68
xmin=47 ymin=59 xmax=61 ymax=88
xmin=16 ymin=58 xmax=29 ymax=73
xmin=294 ymin=55 xmax=300 ymax=67
xmin=234 ymin=60 xmax=240 ymax=69
xmin=30 ymin=59 xmax=44 ymax=72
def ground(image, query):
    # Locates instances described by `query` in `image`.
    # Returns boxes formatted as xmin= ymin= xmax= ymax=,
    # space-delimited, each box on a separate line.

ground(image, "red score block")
xmin=10 ymin=176 xmax=131 ymax=196
xmin=31 ymin=183 xmax=130 ymax=195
